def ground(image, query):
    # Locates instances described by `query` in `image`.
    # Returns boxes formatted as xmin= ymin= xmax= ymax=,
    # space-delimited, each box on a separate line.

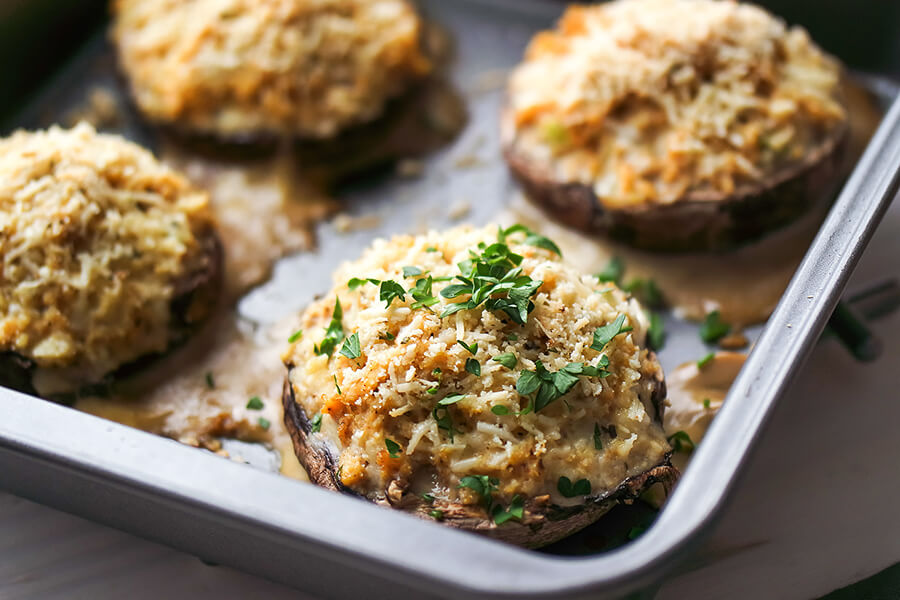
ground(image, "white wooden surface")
xmin=2 ymin=197 xmax=900 ymax=600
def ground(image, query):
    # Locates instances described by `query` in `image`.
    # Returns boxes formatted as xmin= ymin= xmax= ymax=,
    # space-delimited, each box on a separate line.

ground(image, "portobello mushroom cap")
xmin=111 ymin=0 xmax=432 ymax=141
xmin=0 ymin=123 xmax=222 ymax=398
xmin=281 ymin=225 xmax=677 ymax=547
xmin=502 ymin=0 xmax=850 ymax=253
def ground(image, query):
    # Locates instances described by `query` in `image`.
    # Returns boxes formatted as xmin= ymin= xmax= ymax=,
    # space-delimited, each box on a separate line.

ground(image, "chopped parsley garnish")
xmin=439 ymin=235 xmax=544 ymax=324
xmin=697 ymin=352 xmax=715 ymax=369
xmin=314 ymin=298 xmax=344 ymax=357
xmin=557 ymin=476 xmax=591 ymax=498
xmin=497 ymin=224 xmax=562 ymax=257
xmin=492 ymin=495 xmax=525 ymax=525
xmin=310 ymin=413 xmax=322 ymax=433
xmin=491 ymin=405 xmax=510 ymax=415
xmin=647 ymin=311 xmax=666 ymax=350
xmin=465 ymin=358 xmax=481 ymax=376
xmin=379 ymin=280 xmax=407 ymax=308
xmin=402 ymin=266 xmax=424 ymax=277
xmin=339 ymin=332 xmax=361 ymax=360
xmin=459 ymin=475 xmax=499 ymax=511
xmin=492 ymin=352 xmax=517 ymax=369
xmin=703 ymin=398 xmax=711 ymax=409
xmin=205 ymin=371 xmax=215 ymax=389
xmin=699 ymin=310 xmax=731 ymax=343
xmin=379 ymin=331 xmax=395 ymax=341
xmin=438 ymin=394 xmax=467 ymax=406
xmin=287 ymin=329 xmax=303 ymax=343
xmin=591 ymin=314 xmax=632 ymax=352
xmin=257 ymin=417 xmax=271 ymax=431
xmin=506 ymin=333 xmax=519 ymax=341
xmin=516 ymin=360 xmax=610 ymax=412
xmin=385 ymin=438 xmax=402 ymax=458
xmin=593 ymin=423 xmax=603 ymax=450
xmin=624 ymin=278 xmax=664 ymax=308
xmin=431 ymin=367 xmax=443 ymax=378
xmin=347 ymin=277 xmax=380 ymax=290
xmin=457 ymin=339 xmax=478 ymax=355
xmin=426 ymin=246 xmax=439 ymax=253
xmin=429 ymin=509 xmax=444 ymax=520
xmin=628 ymin=524 xmax=648 ymax=540
xmin=410 ymin=275 xmax=439 ymax=309
xmin=595 ymin=257 xmax=624 ymax=284
xmin=333 ymin=374 xmax=342 ymax=395
xmin=422 ymin=493 xmax=435 ymax=503
xmin=668 ymin=430 xmax=696 ymax=453
xmin=432 ymin=406 xmax=456 ymax=441
xmin=246 ymin=396 xmax=264 ymax=410
xmin=426 ymin=386 xmax=438 ymax=395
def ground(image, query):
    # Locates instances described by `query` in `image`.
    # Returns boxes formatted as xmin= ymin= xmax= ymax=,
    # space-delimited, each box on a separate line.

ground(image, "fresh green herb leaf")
xmin=402 ymin=266 xmax=424 ymax=277
xmin=379 ymin=331 xmax=395 ymax=341
xmin=557 ymin=476 xmax=592 ymax=498
xmin=646 ymin=310 xmax=666 ymax=350
xmin=426 ymin=386 xmax=438 ymax=395
xmin=697 ymin=352 xmax=715 ymax=369
xmin=429 ymin=509 xmax=444 ymax=520
xmin=246 ymin=396 xmax=264 ymax=410
xmin=438 ymin=394 xmax=467 ymax=406
xmin=333 ymin=374 xmax=342 ymax=395
xmin=459 ymin=475 xmax=499 ymax=511
xmin=347 ymin=278 xmax=367 ymax=290
xmin=624 ymin=278 xmax=665 ymax=308
xmin=596 ymin=257 xmax=625 ymax=284
xmin=457 ymin=339 xmax=478 ymax=355
xmin=257 ymin=417 xmax=271 ymax=431
xmin=703 ymin=398 xmax=711 ymax=409
xmin=410 ymin=275 xmax=439 ymax=309
xmin=668 ymin=430 xmax=696 ymax=453
xmin=506 ymin=333 xmax=519 ymax=341
xmin=491 ymin=405 xmax=510 ymax=416
xmin=699 ymin=310 xmax=731 ymax=344
xmin=492 ymin=495 xmax=525 ymax=525
xmin=432 ymin=406 xmax=456 ymax=441
xmin=516 ymin=360 xmax=608 ymax=412
xmin=310 ymin=413 xmax=322 ymax=433
xmin=499 ymin=224 xmax=563 ymax=257
xmin=432 ymin=368 xmax=442 ymax=378
xmin=287 ymin=329 xmax=303 ymax=343
xmin=205 ymin=371 xmax=215 ymax=389
xmin=516 ymin=369 xmax=541 ymax=396
xmin=426 ymin=246 xmax=438 ymax=253
xmin=492 ymin=352 xmax=517 ymax=369
xmin=379 ymin=280 xmax=407 ymax=308
xmin=314 ymin=298 xmax=344 ymax=357
xmin=593 ymin=423 xmax=603 ymax=450
xmin=465 ymin=358 xmax=481 ymax=376
xmin=339 ymin=332 xmax=361 ymax=360
xmin=422 ymin=493 xmax=435 ymax=503
xmin=385 ymin=438 xmax=402 ymax=458
xmin=628 ymin=524 xmax=648 ymax=540
xmin=591 ymin=314 xmax=632 ymax=352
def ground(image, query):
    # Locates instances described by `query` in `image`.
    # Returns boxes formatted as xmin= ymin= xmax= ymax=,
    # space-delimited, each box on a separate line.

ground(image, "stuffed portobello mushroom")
xmin=0 ymin=123 xmax=221 ymax=397
xmin=502 ymin=0 xmax=849 ymax=252
xmin=112 ymin=0 xmax=432 ymax=141
xmin=282 ymin=225 xmax=676 ymax=547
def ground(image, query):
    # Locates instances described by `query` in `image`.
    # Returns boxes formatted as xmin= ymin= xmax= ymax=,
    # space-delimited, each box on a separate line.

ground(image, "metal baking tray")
xmin=2 ymin=1 xmax=900 ymax=598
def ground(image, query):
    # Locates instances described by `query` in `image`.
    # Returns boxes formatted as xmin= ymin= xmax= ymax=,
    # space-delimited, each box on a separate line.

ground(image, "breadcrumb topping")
xmin=506 ymin=0 xmax=847 ymax=207
xmin=284 ymin=226 xmax=669 ymax=506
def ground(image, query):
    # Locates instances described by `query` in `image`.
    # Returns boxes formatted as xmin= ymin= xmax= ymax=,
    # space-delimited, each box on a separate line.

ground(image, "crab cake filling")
xmin=506 ymin=0 xmax=847 ymax=208
xmin=112 ymin=0 xmax=431 ymax=138
xmin=283 ymin=226 xmax=670 ymax=509
xmin=0 ymin=122 xmax=216 ymax=386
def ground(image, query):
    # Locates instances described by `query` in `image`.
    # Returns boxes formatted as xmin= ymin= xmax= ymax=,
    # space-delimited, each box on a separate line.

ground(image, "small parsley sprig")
xmin=314 ymin=298 xmax=344 ymax=357
xmin=458 ymin=475 xmax=525 ymax=525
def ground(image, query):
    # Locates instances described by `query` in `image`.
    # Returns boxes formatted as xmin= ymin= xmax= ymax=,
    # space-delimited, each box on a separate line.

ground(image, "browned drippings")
xmin=663 ymin=352 xmax=747 ymax=471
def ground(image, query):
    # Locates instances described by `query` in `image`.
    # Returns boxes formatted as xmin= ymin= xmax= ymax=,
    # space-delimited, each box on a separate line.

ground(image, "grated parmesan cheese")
xmin=284 ymin=225 xmax=670 ymax=506
xmin=506 ymin=0 xmax=847 ymax=207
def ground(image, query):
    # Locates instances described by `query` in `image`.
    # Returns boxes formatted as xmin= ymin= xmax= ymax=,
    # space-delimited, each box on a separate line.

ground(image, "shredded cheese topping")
xmin=0 ymin=123 xmax=214 ymax=383
xmin=112 ymin=0 xmax=431 ymax=138
xmin=507 ymin=0 xmax=847 ymax=207
xmin=283 ymin=226 xmax=669 ymax=506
